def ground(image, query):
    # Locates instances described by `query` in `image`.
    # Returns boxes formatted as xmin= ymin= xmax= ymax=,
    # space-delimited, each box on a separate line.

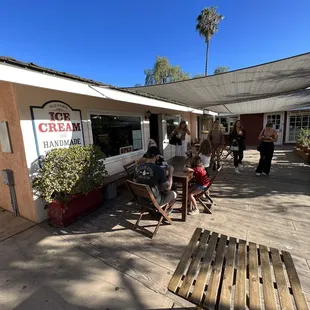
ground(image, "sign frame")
xmin=30 ymin=100 xmax=85 ymax=158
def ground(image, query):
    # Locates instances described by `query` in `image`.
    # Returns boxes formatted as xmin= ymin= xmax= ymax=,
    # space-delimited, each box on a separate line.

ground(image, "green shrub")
xmin=296 ymin=128 xmax=310 ymax=146
xmin=33 ymin=145 xmax=107 ymax=203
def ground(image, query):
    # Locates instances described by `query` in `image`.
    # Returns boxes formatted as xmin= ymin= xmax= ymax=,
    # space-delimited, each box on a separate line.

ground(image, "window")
xmin=287 ymin=112 xmax=310 ymax=142
xmin=90 ymin=114 xmax=143 ymax=158
xmin=266 ymin=114 xmax=281 ymax=130
xmin=215 ymin=116 xmax=238 ymax=133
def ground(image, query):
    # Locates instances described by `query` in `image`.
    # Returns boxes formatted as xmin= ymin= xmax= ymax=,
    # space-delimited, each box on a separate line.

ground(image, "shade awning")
xmin=122 ymin=53 xmax=310 ymax=114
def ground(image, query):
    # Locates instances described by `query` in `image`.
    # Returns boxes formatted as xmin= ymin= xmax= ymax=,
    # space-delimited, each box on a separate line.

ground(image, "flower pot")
xmin=48 ymin=188 xmax=103 ymax=227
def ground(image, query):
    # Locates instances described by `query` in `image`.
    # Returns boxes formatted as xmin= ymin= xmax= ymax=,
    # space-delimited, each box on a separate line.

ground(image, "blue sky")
xmin=1 ymin=0 xmax=310 ymax=87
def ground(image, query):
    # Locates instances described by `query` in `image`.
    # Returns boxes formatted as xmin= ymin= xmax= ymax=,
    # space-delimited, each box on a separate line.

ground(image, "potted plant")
xmin=33 ymin=145 xmax=107 ymax=227
xmin=296 ymin=129 xmax=309 ymax=152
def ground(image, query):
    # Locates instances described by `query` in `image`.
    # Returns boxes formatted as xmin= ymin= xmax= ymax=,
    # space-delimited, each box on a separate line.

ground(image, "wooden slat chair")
xmin=125 ymin=180 xmax=173 ymax=239
xmin=194 ymin=166 xmax=222 ymax=214
xmin=123 ymin=161 xmax=136 ymax=180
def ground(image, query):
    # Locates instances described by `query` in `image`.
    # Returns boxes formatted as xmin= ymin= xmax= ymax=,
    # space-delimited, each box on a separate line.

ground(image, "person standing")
xmin=169 ymin=120 xmax=191 ymax=157
xmin=256 ymin=122 xmax=278 ymax=176
xmin=208 ymin=120 xmax=224 ymax=170
xmin=230 ymin=120 xmax=246 ymax=174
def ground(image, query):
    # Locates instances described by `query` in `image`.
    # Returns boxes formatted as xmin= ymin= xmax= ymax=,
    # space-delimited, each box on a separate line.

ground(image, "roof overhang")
xmin=123 ymin=52 xmax=310 ymax=114
xmin=0 ymin=62 xmax=203 ymax=114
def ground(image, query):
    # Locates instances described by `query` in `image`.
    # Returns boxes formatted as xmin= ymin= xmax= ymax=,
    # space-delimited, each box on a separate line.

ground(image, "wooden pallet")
xmin=168 ymin=228 xmax=309 ymax=310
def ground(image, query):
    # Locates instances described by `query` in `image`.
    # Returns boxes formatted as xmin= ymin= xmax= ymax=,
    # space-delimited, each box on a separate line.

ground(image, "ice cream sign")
xmin=31 ymin=101 xmax=84 ymax=157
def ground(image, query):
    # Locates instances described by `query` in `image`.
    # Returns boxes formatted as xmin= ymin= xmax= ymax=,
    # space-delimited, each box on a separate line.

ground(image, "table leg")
xmin=182 ymin=178 xmax=188 ymax=221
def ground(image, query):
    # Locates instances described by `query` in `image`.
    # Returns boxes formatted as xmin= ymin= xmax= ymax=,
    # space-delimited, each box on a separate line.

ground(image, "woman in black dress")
xmin=256 ymin=122 xmax=278 ymax=176
xmin=229 ymin=120 xmax=246 ymax=174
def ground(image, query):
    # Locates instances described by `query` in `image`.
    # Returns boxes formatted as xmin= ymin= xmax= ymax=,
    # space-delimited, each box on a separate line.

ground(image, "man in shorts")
xmin=134 ymin=146 xmax=177 ymax=207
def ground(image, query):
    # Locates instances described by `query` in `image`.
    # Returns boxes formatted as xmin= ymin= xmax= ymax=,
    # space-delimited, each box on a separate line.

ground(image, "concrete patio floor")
xmin=0 ymin=148 xmax=309 ymax=309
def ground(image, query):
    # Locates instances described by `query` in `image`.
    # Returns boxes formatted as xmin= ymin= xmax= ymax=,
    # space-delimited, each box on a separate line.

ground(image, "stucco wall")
xmin=0 ymin=82 xmax=37 ymax=221
xmin=14 ymin=84 xmax=198 ymax=222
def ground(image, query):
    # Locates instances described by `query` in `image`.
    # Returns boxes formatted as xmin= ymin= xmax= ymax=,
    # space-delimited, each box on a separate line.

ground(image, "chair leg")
xmin=206 ymin=194 xmax=214 ymax=204
xmin=134 ymin=210 xmax=144 ymax=230
xmin=152 ymin=215 xmax=165 ymax=238
xmin=198 ymin=198 xmax=212 ymax=214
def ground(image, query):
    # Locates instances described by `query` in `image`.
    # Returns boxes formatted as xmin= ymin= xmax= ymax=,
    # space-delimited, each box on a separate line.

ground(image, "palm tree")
xmin=196 ymin=6 xmax=224 ymax=76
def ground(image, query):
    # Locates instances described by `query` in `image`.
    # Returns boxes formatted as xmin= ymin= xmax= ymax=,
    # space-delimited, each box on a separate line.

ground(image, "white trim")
xmin=285 ymin=113 xmax=292 ymax=143
xmin=87 ymin=109 xmax=146 ymax=164
xmin=91 ymin=86 xmax=204 ymax=114
xmin=0 ymin=63 xmax=105 ymax=98
xmin=263 ymin=112 xmax=285 ymax=145
xmin=203 ymin=109 xmax=218 ymax=116
xmin=285 ymin=110 xmax=310 ymax=143
xmin=0 ymin=63 xmax=205 ymax=114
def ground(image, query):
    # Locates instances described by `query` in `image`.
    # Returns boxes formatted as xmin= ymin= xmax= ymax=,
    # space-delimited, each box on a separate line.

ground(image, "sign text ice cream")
xmin=31 ymin=101 xmax=84 ymax=156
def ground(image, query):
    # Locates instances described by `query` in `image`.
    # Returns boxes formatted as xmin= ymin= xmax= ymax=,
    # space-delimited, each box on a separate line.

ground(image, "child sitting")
xmin=184 ymin=156 xmax=211 ymax=215
xmin=198 ymin=139 xmax=212 ymax=176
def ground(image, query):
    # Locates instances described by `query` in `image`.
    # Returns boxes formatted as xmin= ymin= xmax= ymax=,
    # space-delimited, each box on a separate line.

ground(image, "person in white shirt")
xmin=198 ymin=139 xmax=212 ymax=175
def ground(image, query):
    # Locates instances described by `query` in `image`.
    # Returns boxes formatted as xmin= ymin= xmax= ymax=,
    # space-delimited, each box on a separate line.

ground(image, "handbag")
xmin=169 ymin=135 xmax=181 ymax=145
xmin=257 ymin=129 xmax=265 ymax=152
xmin=230 ymin=140 xmax=239 ymax=152
xmin=257 ymin=142 xmax=262 ymax=152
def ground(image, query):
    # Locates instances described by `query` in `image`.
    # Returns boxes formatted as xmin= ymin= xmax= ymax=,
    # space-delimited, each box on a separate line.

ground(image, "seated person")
xmin=140 ymin=141 xmax=165 ymax=166
xmin=135 ymin=146 xmax=177 ymax=208
xmin=184 ymin=156 xmax=211 ymax=215
xmin=198 ymin=139 xmax=212 ymax=176
xmin=148 ymin=139 xmax=158 ymax=148
xmin=136 ymin=153 xmax=148 ymax=165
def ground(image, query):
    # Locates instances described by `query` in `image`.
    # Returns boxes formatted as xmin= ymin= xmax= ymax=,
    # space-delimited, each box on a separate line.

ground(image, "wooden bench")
xmin=102 ymin=171 xmax=128 ymax=200
xmin=168 ymin=228 xmax=309 ymax=310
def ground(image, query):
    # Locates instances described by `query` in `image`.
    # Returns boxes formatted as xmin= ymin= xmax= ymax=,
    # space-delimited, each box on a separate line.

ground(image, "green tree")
xmin=214 ymin=66 xmax=229 ymax=74
xmin=192 ymin=73 xmax=204 ymax=79
xmin=196 ymin=6 xmax=224 ymax=76
xmin=144 ymin=56 xmax=190 ymax=85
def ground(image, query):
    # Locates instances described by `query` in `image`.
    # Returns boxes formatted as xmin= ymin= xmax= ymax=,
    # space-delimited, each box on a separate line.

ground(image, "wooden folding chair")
xmin=125 ymin=180 xmax=173 ymax=239
xmin=194 ymin=166 xmax=222 ymax=214
xmin=123 ymin=161 xmax=136 ymax=180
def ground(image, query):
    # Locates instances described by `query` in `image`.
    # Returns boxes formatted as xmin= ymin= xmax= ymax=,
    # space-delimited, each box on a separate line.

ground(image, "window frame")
xmin=286 ymin=111 xmax=310 ymax=143
xmin=216 ymin=116 xmax=239 ymax=134
xmin=88 ymin=109 xmax=146 ymax=164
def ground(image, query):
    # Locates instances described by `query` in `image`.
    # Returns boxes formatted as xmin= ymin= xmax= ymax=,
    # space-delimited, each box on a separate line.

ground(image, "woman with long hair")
xmin=169 ymin=120 xmax=191 ymax=156
xmin=230 ymin=120 xmax=246 ymax=174
xmin=256 ymin=122 xmax=278 ymax=176
xmin=198 ymin=139 xmax=212 ymax=174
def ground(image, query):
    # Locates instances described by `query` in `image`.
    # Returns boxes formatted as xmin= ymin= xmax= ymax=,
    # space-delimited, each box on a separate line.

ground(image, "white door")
xmin=264 ymin=113 xmax=284 ymax=145
xmin=162 ymin=114 xmax=181 ymax=160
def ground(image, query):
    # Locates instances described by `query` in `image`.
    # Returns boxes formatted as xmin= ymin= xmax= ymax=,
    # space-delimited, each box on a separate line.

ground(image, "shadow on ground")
xmin=1 ymin=147 xmax=309 ymax=309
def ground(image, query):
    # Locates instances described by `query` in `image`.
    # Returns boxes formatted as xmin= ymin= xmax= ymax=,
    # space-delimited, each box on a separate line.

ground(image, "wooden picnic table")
xmin=168 ymin=228 xmax=309 ymax=310
xmin=167 ymin=156 xmax=193 ymax=222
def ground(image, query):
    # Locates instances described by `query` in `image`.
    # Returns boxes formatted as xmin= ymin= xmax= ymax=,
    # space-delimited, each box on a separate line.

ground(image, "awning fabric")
xmin=123 ymin=53 xmax=310 ymax=114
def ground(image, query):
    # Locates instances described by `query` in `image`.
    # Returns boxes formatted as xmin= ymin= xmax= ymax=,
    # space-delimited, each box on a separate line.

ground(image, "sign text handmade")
xmin=31 ymin=101 xmax=84 ymax=156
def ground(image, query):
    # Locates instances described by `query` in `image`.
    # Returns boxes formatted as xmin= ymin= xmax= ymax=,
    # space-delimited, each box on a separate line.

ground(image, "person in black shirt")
xmin=135 ymin=146 xmax=177 ymax=206
xmin=229 ymin=120 xmax=246 ymax=174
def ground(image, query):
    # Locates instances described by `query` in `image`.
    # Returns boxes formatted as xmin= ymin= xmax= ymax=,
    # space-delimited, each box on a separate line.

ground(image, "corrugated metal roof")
xmin=122 ymin=52 xmax=310 ymax=114
xmin=0 ymin=56 xmax=193 ymax=109
xmin=0 ymin=56 xmax=109 ymax=87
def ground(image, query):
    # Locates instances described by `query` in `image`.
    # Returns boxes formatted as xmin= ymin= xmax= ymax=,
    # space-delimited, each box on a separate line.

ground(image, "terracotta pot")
xmin=48 ymin=188 xmax=103 ymax=227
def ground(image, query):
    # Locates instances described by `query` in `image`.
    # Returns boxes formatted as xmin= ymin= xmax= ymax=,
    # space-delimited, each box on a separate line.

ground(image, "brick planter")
xmin=295 ymin=148 xmax=310 ymax=164
xmin=48 ymin=188 xmax=103 ymax=227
